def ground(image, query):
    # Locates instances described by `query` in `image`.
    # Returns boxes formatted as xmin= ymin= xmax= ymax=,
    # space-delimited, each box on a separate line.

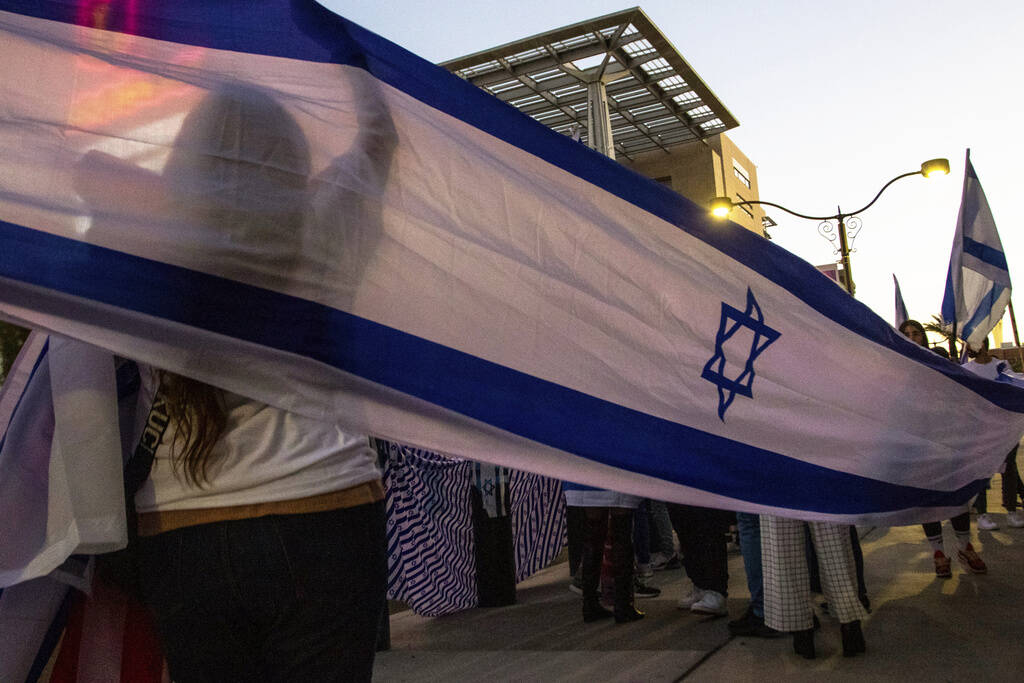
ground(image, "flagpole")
xmin=1009 ymin=300 xmax=1024 ymax=369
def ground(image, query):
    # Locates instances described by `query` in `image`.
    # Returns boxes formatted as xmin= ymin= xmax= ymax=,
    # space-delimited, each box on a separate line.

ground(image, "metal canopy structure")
xmin=440 ymin=7 xmax=738 ymax=160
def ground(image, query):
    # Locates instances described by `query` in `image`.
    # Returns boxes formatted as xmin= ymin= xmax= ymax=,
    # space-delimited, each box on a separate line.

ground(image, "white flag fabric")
xmin=1 ymin=1 xmax=1024 ymax=536
xmin=0 ymin=333 xmax=126 ymax=586
xmin=0 ymin=576 xmax=72 ymax=683
xmin=893 ymin=274 xmax=909 ymax=328
xmin=941 ymin=150 xmax=1011 ymax=350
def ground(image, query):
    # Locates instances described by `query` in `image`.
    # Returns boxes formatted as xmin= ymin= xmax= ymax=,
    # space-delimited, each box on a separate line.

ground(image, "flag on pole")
xmin=1 ymin=0 xmax=1024 ymax=560
xmin=893 ymin=274 xmax=909 ymax=328
xmin=941 ymin=150 xmax=1011 ymax=350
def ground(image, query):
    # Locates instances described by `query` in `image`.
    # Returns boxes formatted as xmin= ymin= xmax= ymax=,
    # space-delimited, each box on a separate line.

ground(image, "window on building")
xmin=733 ymin=159 xmax=751 ymax=189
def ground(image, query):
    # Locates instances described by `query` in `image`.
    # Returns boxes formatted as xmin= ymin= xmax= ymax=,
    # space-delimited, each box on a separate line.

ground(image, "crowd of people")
xmin=117 ymin=317 xmax=1017 ymax=674
xmin=15 ymin=74 xmax=1014 ymax=679
xmin=562 ymin=319 xmax=1024 ymax=661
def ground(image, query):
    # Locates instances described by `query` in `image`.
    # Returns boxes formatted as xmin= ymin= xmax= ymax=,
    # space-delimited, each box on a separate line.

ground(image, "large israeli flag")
xmin=941 ymin=150 xmax=1012 ymax=350
xmin=1 ymin=0 xmax=1023 ymax=544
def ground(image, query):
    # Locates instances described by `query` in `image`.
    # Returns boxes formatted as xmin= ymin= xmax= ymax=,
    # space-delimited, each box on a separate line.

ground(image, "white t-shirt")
xmin=133 ymin=369 xmax=381 ymax=513
xmin=964 ymin=358 xmax=1010 ymax=381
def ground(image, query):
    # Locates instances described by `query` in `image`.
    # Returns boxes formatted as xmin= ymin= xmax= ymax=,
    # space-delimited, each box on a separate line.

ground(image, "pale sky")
xmin=328 ymin=0 xmax=1024 ymax=342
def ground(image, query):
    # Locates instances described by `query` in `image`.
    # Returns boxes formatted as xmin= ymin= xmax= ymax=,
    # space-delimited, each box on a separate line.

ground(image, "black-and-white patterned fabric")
xmin=761 ymin=515 xmax=867 ymax=632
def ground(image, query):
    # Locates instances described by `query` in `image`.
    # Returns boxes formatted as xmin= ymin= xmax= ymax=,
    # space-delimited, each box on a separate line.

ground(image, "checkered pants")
xmin=760 ymin=515 xmax=867 ymax=632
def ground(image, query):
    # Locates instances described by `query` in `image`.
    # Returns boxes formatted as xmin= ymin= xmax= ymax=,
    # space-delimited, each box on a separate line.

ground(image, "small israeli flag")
xmin=941 ymin=150 xmax=1012 ymax=350
xmin=893 ymin=274 xmax=909 ymax=328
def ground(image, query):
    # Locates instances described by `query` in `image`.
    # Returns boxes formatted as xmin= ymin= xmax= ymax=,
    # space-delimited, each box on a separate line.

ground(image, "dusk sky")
xmin=329 ymin=0 xmax=1024 ymax=342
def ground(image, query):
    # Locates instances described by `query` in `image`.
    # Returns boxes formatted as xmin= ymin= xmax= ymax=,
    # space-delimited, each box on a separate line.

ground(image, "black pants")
xmin=1002 ymin=446 xmax=1023 ymax=511
xmin=974 ymin=446 xmax=1022 ymax=513
xmin=666 ymin=503 xmax=729 ymax=595
xmin=578 ymin=507 xmax=635 ymax=610
xmin=922 ymin=511 xmax=971 ymax=539
xmin=138 ymin=500 xmax=387 ymax=683
xmin=566 ymin=504 xmax=586 ymax=577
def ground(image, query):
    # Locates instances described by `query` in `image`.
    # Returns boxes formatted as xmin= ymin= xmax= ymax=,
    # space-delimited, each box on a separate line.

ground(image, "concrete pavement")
xmin=374 ymin=505 xmax=1024 ymax=681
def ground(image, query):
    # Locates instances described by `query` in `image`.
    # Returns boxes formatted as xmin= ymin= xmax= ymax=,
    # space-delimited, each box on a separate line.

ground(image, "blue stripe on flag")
xmin=961 ymin=283 xmax=1007 ymax=342
xmin=941 ymin=260 xmax=957 ymax=326
xmin=962 ymin=236 xmax=1008 ymax=271
xmin=0 ymin=0 xmax=969 ymax=374
xmin=0 ymin=218 xmax=1008 ymax=515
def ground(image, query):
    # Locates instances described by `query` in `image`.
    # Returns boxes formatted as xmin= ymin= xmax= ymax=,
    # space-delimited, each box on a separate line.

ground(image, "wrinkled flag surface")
xmin=1 ymin=0 xmax=1023 ymax=533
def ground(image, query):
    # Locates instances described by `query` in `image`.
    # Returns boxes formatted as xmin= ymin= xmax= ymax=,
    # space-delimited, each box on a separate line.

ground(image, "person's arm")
xmin=306 ymin=69 xmax=398 ymax=290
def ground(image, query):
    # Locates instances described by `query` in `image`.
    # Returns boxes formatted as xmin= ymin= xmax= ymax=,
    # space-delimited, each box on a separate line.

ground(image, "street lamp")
xmin=709 ymin=158 xmax=950 ymax=295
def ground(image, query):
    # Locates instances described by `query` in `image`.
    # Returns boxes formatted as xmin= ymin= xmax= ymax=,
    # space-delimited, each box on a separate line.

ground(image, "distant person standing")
xmin=563 ymin=484 xmax=648 ymax=623
xmin=963 ymin=337 xmax=1024 ymax=531
xmin=899 ymin=319 xmax=986 ymax=576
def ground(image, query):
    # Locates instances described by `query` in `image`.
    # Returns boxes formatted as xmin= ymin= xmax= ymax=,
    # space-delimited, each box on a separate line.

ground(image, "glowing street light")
xmin=708 ymin=158 xmax=950 ymax=295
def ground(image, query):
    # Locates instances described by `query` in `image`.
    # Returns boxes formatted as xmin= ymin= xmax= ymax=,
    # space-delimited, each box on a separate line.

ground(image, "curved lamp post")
xmin=709 ymin=158 xmax=950 ymax=296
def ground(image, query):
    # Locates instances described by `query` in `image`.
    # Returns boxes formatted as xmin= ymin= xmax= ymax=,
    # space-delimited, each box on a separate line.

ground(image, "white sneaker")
xmin=978 ymin=513 xmax=999 ymax=530
xmin=677 ymin=587 xmax=706 ymax=610
xmin=637 ymin=563 xmax=654 ymax=578
xmin=690 ymin=589 xmax=728 ymax=616
xmin=1008 ymin=510 xmax=1024 ymax=528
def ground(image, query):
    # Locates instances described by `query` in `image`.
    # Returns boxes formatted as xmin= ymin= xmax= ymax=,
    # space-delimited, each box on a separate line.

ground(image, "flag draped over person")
xmin=2 ymin=1 xmax=1024 ymax=585
xmin=893 ymin=274 xmax=909 ymax=328
xmin=941 ymin=150 xmax=1012 ymax=350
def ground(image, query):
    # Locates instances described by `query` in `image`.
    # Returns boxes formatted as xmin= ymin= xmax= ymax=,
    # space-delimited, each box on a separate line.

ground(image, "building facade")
xmin=620 ymin=133 xmax=768 ymax=237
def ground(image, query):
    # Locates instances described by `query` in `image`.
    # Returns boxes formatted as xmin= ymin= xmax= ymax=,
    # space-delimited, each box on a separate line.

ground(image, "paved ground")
xmin=375 ymin=501 xmax=1024 ymax=681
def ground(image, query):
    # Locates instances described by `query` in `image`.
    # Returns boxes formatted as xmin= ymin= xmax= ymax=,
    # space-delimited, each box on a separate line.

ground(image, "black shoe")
xmin=583 ymin=602 xmax=613 ymax=623
xmin=727 ymin=610 xmax=782 ymax=638
xmin=614 ymin=605 xmax=645 ymax=623
xmin=728 ymin=610 xmax=783 ymax=638
xmin=792 ymin=629 xmax=815 ymax=659
xmin=727 ymin=608 xmax=754 ymax=630
xmin=841 ymin=620 xmax=866 ymax=656
xmin=633 ymin=580 xmax=661 ymax=599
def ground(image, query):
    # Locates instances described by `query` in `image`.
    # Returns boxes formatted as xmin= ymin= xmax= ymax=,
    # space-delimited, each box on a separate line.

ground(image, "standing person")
xmin=563 ymin=484 xmax=646 ymax=623
xmin=75 ymin=74 xmax=398 ymax=681
xmin=899 ymin=319 xmax=987 ymax=575
xmin=133 ymin=370 xmax=386 ymax=682
xmin=728 ymin=511 xmax=780 ymax=637
xmin=668 ymin=504 xmax=731 ymax=616
xmin=761 ymin=515 xmax=868 ymax=659
xmin=963 ymin=337 xmax=1024 ymax=530
xmin=647 ymin=500 xmax=681 ymax=570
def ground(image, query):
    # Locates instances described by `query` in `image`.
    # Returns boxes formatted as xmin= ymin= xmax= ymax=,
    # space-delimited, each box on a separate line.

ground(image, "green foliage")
xmin=0 ymin=321 xmax=30 ymax=385
xmin=923 ymin=314 xmax=960 ymax=356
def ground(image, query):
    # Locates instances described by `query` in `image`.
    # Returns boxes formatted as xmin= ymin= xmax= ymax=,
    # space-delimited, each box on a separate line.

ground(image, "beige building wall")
xmin=992 ymin=319 xmax=1005 ymax=348
xmin=621 ymin=133 xmax=767 ymax=236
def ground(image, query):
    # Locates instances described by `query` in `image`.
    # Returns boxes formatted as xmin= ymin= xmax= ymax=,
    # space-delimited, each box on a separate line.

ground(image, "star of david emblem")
xmin=702 ymin=288 xmax=780 ymax=421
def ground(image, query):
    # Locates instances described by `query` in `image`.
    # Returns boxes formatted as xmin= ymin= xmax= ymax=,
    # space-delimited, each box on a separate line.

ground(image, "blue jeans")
xmin=648 ymin=500 xmax=675 ymax=557
xmin=735 ymin=512 xmax=763 ymax=617
xmin=138 ymin=500 xmax=387 ymax=682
